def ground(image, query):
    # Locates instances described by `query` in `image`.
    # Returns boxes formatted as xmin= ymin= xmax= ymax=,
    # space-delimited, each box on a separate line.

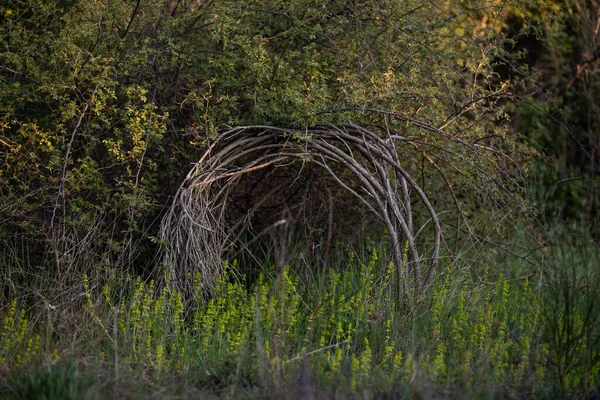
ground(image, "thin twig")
xmin=285 ymin=340 xmax=349 ymax=364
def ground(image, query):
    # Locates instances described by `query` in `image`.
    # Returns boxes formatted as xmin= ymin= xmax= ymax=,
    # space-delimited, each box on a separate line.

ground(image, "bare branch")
xmin=160 ymin=124 xmax=443 ymax=303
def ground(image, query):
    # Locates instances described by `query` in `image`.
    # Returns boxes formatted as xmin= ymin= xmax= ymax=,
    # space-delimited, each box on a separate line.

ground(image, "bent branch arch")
xmin=161 ymin=124 xmax=441 ymax=302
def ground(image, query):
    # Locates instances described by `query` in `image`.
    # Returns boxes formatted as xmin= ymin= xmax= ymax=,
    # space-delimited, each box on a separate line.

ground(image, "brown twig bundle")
xmin=161 ymin=124 xmax=441 ymax=301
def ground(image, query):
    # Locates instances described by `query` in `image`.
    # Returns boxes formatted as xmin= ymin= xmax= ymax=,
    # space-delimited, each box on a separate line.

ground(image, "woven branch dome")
xmin=160 ymin=124 xmax=441 ymax=301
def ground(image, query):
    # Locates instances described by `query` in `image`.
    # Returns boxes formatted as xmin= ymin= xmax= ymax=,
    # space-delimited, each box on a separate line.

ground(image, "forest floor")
xmin=1 ymin=229 xmax=599 ymax=399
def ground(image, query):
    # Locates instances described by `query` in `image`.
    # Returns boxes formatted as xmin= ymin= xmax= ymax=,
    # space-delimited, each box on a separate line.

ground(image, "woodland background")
xmin=1 ymin=0 xmax=600 ymax=398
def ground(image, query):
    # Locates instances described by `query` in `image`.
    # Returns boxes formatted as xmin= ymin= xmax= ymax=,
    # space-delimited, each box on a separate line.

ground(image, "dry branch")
xmin=160 ymin=124 xmax=442 ymax=302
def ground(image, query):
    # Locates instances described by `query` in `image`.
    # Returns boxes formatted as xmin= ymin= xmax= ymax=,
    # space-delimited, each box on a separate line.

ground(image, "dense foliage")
xmin=2 ymin=244 xmax=599 ymax=398
xmin=1 ymin=0 xmax=599 ymax=398
xmin=1 ymin=0 xmax=537 ymax=274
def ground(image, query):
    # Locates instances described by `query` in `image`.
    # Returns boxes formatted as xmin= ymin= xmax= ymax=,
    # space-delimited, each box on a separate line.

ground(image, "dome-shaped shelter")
xmin=160 ymin=123 xmax=441 ymax=302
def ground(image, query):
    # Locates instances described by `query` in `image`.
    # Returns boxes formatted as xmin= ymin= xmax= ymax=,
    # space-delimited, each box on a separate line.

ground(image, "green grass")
xmin=1 ymin=362 xmax=97 ymax=400
xmin=1 ymin=239 xmax=599 ymax=399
